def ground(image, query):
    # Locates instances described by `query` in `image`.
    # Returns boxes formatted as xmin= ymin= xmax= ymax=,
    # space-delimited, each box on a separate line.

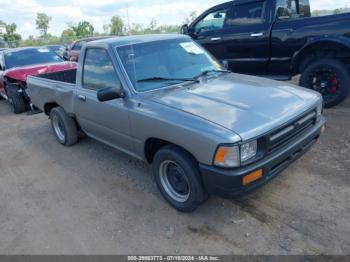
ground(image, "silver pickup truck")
xmin=27 ymin=34 xmax=326 ymax=212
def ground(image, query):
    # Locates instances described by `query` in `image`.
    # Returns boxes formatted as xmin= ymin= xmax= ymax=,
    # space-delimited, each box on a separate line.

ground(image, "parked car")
xmin=0 ymin=47 xmax=77 ymax=113
xmin=27 ymin=35 xmax=326 ymax=212
xmin=66 ymin=36 xmax=112 ymax=62
xmin=44 ymin=45 xmax=67 ymax=59
xmin=181 ymin=0 xmax=350 ymax=108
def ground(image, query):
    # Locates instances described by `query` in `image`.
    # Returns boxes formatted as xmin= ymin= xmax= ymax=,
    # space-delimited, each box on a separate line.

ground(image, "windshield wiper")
xmin=194 ymin=69 xmax=231 ymax=79
xmin=137 ymin=76 xmax=199 ymax=83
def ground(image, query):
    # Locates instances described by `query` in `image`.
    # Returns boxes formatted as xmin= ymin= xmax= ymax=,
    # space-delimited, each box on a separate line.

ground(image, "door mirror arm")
xmin=97 ymin=85 xmax=125 ymax=102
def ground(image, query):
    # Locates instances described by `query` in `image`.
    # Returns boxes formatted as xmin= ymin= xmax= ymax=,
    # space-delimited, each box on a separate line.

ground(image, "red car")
xmin=0 ymin=47 xmax=77 ymax=113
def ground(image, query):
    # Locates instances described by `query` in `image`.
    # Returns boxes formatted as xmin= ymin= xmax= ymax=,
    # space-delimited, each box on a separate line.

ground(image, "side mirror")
xmin=181 ymin=24 xmax=189 ymax=34
xmin=97 ymin=86 xmax=125 ymax=102
xmin=221 ymin=60 xmax=229 ymax=70
xmin=70 ymin=56 xmax=78 ymax=62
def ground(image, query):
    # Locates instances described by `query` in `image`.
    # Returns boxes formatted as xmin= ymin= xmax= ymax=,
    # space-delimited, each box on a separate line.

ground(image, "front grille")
xmin=266 ymin=110 xmax=317 ymax=154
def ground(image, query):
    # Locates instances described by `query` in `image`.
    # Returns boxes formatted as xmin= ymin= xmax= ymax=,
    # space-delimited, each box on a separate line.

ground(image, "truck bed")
xmin=27 ymin=69 xmax=77 ymax=114
xmin=35 ymin=69 xmax=77 ymax=84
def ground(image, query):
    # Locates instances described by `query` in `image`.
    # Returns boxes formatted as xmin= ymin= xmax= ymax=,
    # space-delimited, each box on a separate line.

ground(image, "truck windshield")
xmin=4 ymin=48 xmax=64 ymax=69
xmin=116 ymin=38 xmax=223 ymax=92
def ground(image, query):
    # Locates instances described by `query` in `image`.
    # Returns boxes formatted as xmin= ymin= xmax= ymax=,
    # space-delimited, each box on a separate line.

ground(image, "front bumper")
xmin=199 ymin=116 xmax=326 ymax=198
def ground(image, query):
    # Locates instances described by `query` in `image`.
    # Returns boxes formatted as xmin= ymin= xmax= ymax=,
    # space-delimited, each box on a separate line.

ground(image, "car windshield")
xmin=4 ymin=48 xmax=64 ymax=69
xmin=116 ymin=38 xmax=223 ymax=92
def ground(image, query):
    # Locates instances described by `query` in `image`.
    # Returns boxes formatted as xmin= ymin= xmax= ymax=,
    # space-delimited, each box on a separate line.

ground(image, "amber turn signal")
xmin=243 ymin=169 xmax=263 ymax=186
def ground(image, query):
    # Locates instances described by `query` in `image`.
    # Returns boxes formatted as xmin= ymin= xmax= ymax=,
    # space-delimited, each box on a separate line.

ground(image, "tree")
xmin=149 ymin=19 xmax=157 ymax=32
xmin=36 ymin=12 xmax=52 ymax=36
xmin=103 ymin=24 xmax=110 ymax=35
xmin=184 ymin=11 xmax=197 ymax=24
xmin=110 ymin=16 xmax=124 ymax=35
xmin=71 ymin=21 xmax=94 ymax=38
xmin=61 ymin=28 xmax=76 ymax=42
xmin=3 ymin=23 xmax=22 ymax=47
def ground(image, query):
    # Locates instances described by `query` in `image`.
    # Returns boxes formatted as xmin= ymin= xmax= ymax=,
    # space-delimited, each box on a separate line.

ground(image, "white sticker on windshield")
xmin=180 ymin=42 xmax=204 ymax=55
xmin=37 ymin=48 xmax=50 ymax=53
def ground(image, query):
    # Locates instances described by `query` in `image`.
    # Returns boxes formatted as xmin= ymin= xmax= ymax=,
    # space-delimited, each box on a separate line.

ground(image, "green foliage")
xmin=60 ymin=28 xmax=77 ymax=43
xmin=109 ymin=16 xmax=124 ymax=35
xmin=128 ymin=19 xmax=180 ymax=35
xmin=13 ymin=9 xmax=198 ymax=47
xmin=3 ymin=23 xmax=22 ymax=47
xmin=36 ymin=12 xmax=52 ymax=36
xmin=71 ymin=21 xmax=94 ymax=38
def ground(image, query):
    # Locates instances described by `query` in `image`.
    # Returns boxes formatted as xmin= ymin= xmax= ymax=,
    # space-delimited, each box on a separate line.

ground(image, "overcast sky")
xmin=0 ymin=0 xmax=349 ymax=38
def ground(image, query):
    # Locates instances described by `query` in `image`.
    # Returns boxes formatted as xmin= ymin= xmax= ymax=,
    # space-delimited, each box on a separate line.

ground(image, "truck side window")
xmin=298 ymin=0 xmax=311 ymax=17
xmin=225 ymin=1 xmax=265 ymax=26
xmin=73 ymin=41 xmax=85 ymax=51
xmin=83 ymin=48 xmax=120 ymax=91
xmin=194 ymin=8 xmax=228 ymax=33
xmin=276 ymin=0 xmax=297 ymax=18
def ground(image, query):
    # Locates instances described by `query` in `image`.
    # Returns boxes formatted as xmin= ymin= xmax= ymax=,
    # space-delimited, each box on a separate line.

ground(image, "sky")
xmin=0 ymin=0 xmax=349 ymax=38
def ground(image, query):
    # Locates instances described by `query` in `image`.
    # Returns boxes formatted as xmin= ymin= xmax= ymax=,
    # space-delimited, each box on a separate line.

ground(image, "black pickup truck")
xmin=181 ymin=0 xmax=350 ymax=107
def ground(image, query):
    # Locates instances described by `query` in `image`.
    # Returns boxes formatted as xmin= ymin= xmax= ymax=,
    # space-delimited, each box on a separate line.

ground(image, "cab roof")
xmin=87 ymin=34 xmax=191 ymax=48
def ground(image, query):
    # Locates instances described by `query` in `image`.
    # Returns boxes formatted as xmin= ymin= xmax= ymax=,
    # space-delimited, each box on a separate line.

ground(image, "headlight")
xmin=316 ymin=102 xmax=323 ymax=122
xmin=214 ymin=140 xmax=258 ymax=168
xmin=240 ymin=140 xmax=258 ymax=162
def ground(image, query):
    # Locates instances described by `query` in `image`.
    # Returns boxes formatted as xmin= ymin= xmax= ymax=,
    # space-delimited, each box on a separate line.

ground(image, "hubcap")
xmin=52 ymin=115 xmax=65 ymax=142
xmin=159 ymin=160 xmax=190 ymax=203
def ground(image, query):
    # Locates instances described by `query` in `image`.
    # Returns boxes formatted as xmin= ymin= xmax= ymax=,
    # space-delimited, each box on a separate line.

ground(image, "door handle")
xmin=211 ymin=37 xmax=222 ymax=41
xmin=250 ymin=32 xmax=264 ymax=38
xmin=77 ymin=95 xmax=86 ymax=101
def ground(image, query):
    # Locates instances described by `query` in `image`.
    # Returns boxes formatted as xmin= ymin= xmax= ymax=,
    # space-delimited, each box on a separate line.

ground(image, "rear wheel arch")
xmin=44 ymin=102 xmax=60 ymax=116
xmin=292 ymin=41 xmax=350 ymax=75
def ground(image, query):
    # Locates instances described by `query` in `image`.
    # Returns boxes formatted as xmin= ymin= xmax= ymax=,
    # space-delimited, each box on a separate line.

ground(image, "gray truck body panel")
xmin=27 ymin=34 xmax=322 ymax=166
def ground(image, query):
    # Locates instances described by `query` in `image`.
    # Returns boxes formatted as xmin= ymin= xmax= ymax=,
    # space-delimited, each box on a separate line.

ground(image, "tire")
xmin=7 ymin=84 xmax=30 ymax=114
xmin=50 ymin=107 xmax=78 ymax=146
xmin=152 ymin=145 xmax=209 ymax=212
xmin=300 ymin=59 xmax=350 ymax=108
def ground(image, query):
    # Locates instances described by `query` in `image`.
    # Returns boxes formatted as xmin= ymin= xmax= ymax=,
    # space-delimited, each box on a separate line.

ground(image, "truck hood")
xmin=5 ymin=62 xmax=77 ymax=82
xmin=152 ymin=73 xmax=321 ymax=141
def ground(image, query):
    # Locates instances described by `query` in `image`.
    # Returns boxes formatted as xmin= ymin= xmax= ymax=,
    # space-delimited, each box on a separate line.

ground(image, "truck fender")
xmin=291 ymin=36 xmax=350 ymax=74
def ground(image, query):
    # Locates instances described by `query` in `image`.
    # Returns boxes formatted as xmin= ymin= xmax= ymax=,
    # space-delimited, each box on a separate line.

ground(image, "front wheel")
xmin=152 ymin=145 xmax=209 ymax=212
xmin=300 ymin=59 xmax=350 ymax=108
xmin=7 ymin=84 xmax=30 ymax=114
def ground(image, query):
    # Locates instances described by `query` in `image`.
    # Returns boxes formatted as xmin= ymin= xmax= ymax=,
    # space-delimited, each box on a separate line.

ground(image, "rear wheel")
xmin=50 ymin=107 xmax=78 ymax=146
xmin=152 ymin=145 xmax=209 ymax=212
xmin=7 ymin=84 xmax=30 ymax=114
xmin=300 ymin=59 xmax=350 ymax=108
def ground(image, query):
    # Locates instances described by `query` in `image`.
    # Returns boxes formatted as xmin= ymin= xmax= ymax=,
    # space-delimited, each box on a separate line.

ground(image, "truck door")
xmin=74 ymin=47 xmax=133 ymax=153
xmin=190 ymin=0 xmax=270 ymax=75
xmin=269 ymin=0 xmax=310 ymax=76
